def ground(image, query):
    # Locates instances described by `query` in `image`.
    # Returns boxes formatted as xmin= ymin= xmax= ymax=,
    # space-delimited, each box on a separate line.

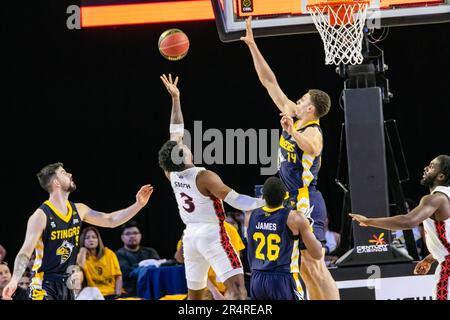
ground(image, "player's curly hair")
xmin=437 ymin=155 xmax=450 ymax=186
xmin=262 ymin=176 xmax=287 ymax=207
xmin=158 ymin=140 xmax=186 ymax=172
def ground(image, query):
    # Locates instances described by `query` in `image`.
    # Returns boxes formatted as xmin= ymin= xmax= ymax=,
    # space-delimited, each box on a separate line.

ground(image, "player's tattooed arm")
xmin=11 ymin=253 xmax=30 ymax=282
xmin=1 ymin=253 xmax=32 ymax=299
xmin=11 ymin=209 xmax=46 ymax=282
xmin=2 ymin=211 xmax=45 ymax=299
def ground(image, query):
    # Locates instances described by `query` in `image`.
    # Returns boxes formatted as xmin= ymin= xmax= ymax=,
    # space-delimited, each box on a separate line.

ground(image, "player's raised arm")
xmin=76 ymin=184 xmax=153 ymax=228
xmin=240 ymin=17 xmax=297 ymax=117
xmin=196 ymin=170 xmax=265 ymax=211
xmin=160 ymin=74 xmax=184 ymax=143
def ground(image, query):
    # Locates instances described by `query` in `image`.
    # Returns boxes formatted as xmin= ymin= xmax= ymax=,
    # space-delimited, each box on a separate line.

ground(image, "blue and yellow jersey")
xmin=278 ymin=120 xmax=322 ymax=193
xmin=31 ymin=200 xmax=82 ymax=291
xmin=247 ymin=206 xmax=299 ymax=273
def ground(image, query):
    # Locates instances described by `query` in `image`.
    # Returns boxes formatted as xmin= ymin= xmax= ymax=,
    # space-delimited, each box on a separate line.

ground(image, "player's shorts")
xmin=250 ymin=270 xmax=304 ymax=300
xmin=29 ymin=274 xmax=74 ymax=300
xmin=284 ymin=186 xmax=327 ymax=250
xmin=182 ymin=223 xmax=243 ymax=290
xmin=433 ymin=255 xmax=450 ymax=300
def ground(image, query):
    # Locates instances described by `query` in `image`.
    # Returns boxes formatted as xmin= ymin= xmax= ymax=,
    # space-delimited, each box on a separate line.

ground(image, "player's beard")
xmin=63 ymin=181 xmax=77 ymax=193
xmin=420 ymin=173 xmax=436 ymax=188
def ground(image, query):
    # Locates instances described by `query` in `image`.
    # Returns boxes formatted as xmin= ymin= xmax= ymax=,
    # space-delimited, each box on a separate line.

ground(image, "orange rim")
xmin=306 ymin=0 xmax=369 ymax=11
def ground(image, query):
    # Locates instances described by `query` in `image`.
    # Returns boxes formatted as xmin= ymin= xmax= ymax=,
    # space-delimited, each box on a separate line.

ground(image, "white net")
xmin=307 ymin=1 xmax=369 ymax=65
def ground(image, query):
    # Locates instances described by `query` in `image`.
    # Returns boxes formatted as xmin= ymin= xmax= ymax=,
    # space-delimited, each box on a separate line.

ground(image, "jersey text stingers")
xmin=30 ymin=200 xmax=82 ymax=293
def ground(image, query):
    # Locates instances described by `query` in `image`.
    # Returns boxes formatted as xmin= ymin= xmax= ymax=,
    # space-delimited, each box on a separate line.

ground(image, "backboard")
xmin=211 ymin=0 xmax=450 ymax=42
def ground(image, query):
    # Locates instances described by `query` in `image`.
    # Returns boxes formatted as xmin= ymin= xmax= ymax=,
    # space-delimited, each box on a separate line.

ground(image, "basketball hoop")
xmin=307 ymin=0 xmax=369 ymax=65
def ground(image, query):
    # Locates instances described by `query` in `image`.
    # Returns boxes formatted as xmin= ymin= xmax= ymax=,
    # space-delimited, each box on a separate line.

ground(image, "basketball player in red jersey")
xmin=158 ymin=74 xmax=266 ymax=300
xmin=351 ymin=155 xmax=450 ymax=300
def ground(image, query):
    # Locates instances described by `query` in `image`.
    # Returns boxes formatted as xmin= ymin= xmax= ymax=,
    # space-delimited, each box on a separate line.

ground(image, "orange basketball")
xmin=158 ymin=29 xmax=190 ymax=61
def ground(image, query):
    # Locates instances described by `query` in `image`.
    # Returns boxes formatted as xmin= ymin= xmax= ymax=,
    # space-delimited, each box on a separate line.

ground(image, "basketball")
xmin=158 ymin=29 xmax=190 ymax=61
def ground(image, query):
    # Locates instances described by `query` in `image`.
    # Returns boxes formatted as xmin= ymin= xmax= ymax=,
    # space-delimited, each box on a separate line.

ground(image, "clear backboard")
xmin=211 ymin=0 xmax=450 ymax=42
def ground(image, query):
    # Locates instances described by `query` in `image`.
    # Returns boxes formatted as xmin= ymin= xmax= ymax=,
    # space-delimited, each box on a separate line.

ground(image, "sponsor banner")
xmin=375 ymin=275 xmax=434 ymax=300
xmin=356 ymin=233 xmax=390 ymax=253
xmin=336 ymin=275 xmax=435 ymax=300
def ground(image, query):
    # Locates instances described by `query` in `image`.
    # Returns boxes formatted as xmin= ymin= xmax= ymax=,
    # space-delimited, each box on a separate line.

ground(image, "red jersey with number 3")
xmin=170 ymin=167 xmax=221 ymax=225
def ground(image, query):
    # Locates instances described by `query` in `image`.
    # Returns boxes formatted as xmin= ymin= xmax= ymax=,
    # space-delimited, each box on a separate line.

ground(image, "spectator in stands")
xmin=0 ymin=262 xmax=27 ymax=300
xmin=174 ymin=238 xmax=184 ymax=264
xmin=393 ymin=228 xmax=422 ymax=247
xmin=0 ymin=245 xmax=6 ymax=264
xmin=68 ymin=265 xmax=104 ymax=300
xmin=18 ymin=272 xmax=31 ymax=291
xmin=225 ymin=211 xmax=246 ymax=238
xmin=0 ymin=262 xmax=11 ymax=298
xmin=116 ymin=221 xmax=160 ymax=295
xmin=324 ymin=216 xmax=341 ymax=267
xmin=77 ymin=226 xmax=123 ymax=299
xmin=26 ymin=252 xmax=36 ymax=275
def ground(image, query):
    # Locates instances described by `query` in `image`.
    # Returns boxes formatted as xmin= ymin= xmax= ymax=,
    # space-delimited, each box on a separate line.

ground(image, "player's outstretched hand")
xmin=1 ymin=280 xmax=18 ymax=300
xmin=136 ymin=184 xmax=154 ymax=208
xmin=349 ymin=213 xmax=370 ymax=227
xmin=160 ymin=74 xmax=180 ymax=98
xmin=280 ymin=113 xmax=294 ymax=135
xmin=240 ymin=17 xmax=255 ymax=46
xmin=414 ymin=259 xmax=432 ymax=275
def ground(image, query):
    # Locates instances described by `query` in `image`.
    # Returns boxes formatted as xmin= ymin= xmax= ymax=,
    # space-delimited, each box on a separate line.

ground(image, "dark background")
xmin=3 ymin=1 xmax=450 ymax=265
